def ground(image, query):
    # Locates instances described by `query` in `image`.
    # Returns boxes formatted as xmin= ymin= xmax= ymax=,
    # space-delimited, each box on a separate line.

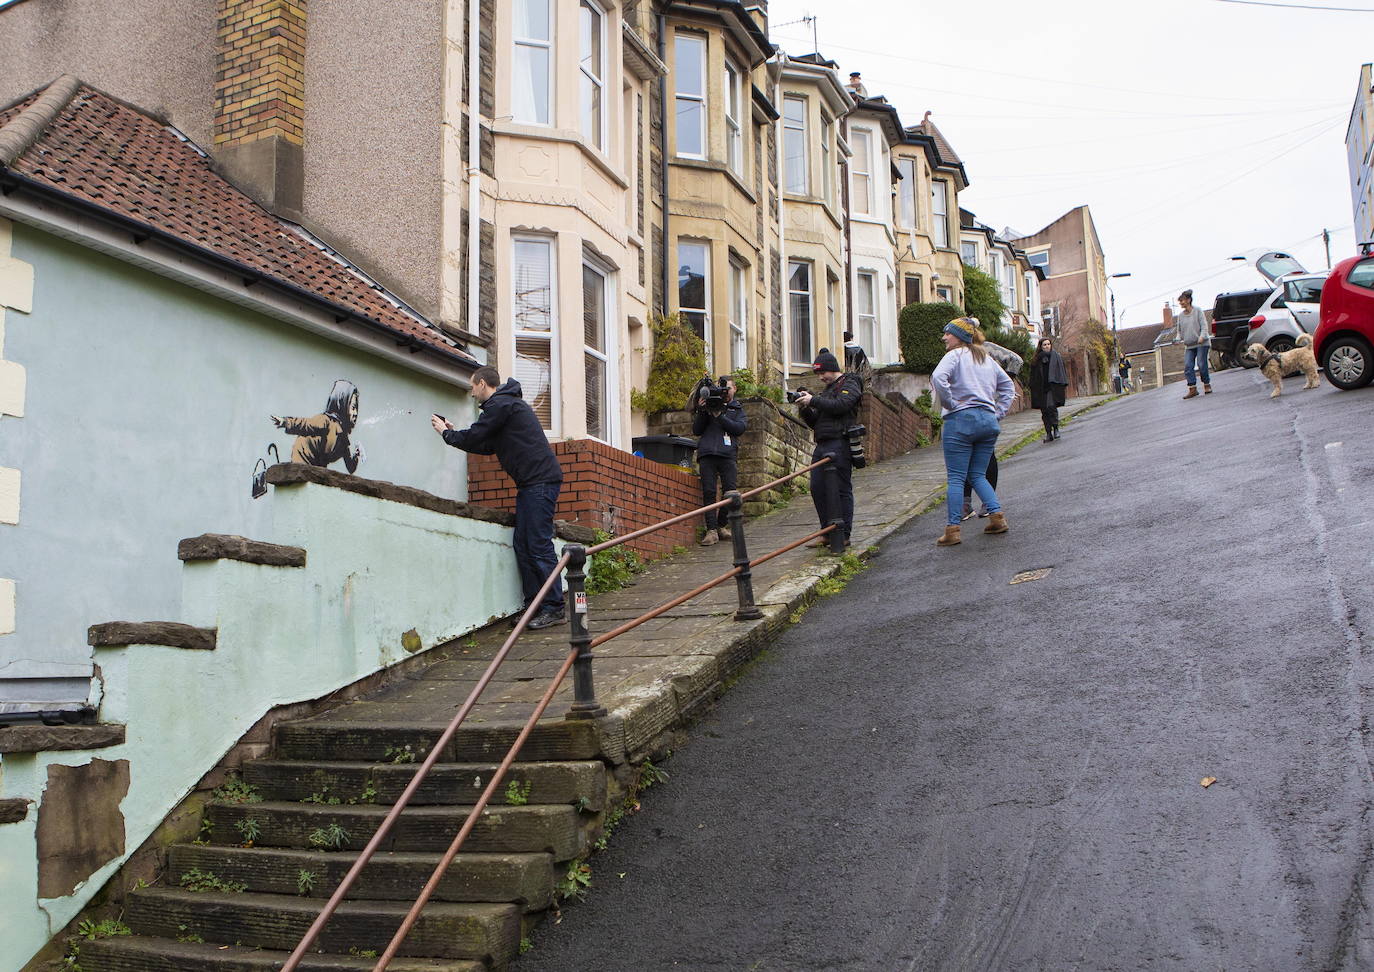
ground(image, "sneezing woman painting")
xmin=270 ymin=379 xmax=363 ymax=472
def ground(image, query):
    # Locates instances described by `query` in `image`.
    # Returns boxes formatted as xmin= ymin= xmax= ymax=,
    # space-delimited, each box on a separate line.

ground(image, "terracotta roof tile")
xmin=0 ymin=80 xmax=476 ymax=367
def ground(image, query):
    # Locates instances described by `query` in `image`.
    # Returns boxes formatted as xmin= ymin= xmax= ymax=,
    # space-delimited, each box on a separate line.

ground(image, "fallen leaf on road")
xmin=1201 ymin=776 xmax=1217 ymax=788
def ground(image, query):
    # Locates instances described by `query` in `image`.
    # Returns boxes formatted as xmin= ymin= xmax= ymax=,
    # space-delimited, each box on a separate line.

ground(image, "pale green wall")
xmin=0 ymin=223 xmax=478 ymax=696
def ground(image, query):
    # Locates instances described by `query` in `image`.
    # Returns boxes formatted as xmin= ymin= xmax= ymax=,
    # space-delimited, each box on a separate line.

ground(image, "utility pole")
xmin=1323 ymin=227 xmax=1332 ymax=269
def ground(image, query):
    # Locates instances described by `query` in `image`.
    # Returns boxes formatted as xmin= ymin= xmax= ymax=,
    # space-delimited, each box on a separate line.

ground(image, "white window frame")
xmin=678 ymin=238 xmax=711 ymax=358
xmin=578 ymin=0 xmax=607 ymax=151
xmin=788 ymin=259 xmax=813 ymax=366
xmin=582 ymin=256 xmax=618 ymax=445
xmin=1027 ymin=250 xmax=1049 ymax=274
xmin=960 ymin=240 xmax=978 ymax=267
xmin=783 ymin=95 xmax=808 ymax=195
xmin=827 ymin=272 xmax=839 ymax=341
xmin=855 ymin=270 xmax=877 ymax=355
xmin=897 ymin=158 xmax=917 ymax=229
xmin=821 ymin=115 xmax=834 ymax=206
xmin=1024 ymin=271 xmax=1036 ymax=317
xmin=728 ymin=257 xmax=748 ymax=371
xmin=674 ymin=33 xmax=707 ymax=159
xmin=512 ymin=0 xmax=553 ymax=126
xmin=512 ymin=234 xmax=560 ymax=434
xmin=1001 ymin=259 xmax=1016 ymax=310
xmin=851 ymin=127 xmax=873 ymax=216
xmin=931 ymin=179 xmax=949 ymax=247
xmin=725 ymin=59 xmax=744 ymax=176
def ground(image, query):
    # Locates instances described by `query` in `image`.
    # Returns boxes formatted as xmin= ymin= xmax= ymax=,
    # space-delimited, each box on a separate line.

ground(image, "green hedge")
xmin=898 ymin=301 xmax=962 ymax=374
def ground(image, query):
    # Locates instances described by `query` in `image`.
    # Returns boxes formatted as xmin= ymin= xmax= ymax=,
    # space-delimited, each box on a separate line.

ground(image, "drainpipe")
xmin=841 ymin=120 xmax=854 ymax=361
xmin=776 ymin=65 xmax=788 ymax=380
xmin=657 ymin=12 xmax=670 ymax=316
xmin=467 ymin=0 xmax=482 ymax=343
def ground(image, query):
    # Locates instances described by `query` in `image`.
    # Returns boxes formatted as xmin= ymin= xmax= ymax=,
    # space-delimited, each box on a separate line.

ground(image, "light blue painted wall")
xmin=0 ymin=224 xmax=481 ymax=693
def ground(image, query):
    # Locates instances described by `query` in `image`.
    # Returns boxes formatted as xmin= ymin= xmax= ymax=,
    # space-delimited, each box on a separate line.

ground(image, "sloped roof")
xmin=916 ymin=112 xmax=962 ymax=165
xmin=0 ymin=77 xmax=477 ymax=368
xmin=1118 ymin=322 xmax=1171 ymax=355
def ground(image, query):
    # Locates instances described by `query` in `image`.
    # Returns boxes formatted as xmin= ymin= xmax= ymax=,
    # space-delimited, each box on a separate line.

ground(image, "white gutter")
xmin=0 ymin=192 xmax=472 ymax=389
xmin=466 ymin=0 xmax=482 ymax=342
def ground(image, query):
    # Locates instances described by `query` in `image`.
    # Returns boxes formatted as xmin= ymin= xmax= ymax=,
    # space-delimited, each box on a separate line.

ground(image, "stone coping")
xmin=0 ymin=798 xmax=31 ymax=824
xmin=264 ymin=463 xmax=596 ymax=544
xmin=177 ymin=534 xmax=306 ymax=567
xmin=0 ymin=724 xmax=125 ymax=754
xmin=88 ymin=622 xmax=217 ymax=652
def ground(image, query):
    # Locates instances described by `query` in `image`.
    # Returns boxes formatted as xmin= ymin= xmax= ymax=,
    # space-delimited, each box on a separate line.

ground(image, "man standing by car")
xmin=431 ymin=367 xmax=566 ymax=629
xmin=794 ymin=349 xmax=862 ymax=551
xmin=1163 ymin=289 xmax=1212 ymax=398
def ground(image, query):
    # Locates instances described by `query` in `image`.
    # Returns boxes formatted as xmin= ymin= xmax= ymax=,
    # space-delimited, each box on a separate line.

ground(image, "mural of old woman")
xmin=270 ymin=379 xmax=363 ymax=472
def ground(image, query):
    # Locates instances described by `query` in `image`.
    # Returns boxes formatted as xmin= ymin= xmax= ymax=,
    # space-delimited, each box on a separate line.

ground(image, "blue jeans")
xmin=1184 ymin=346 xmax=1210 ymax=387
xmin=514 ymin=481 xmax=564 ymax=613
xmin=942 ymin=407 xmax=1001 ymax=526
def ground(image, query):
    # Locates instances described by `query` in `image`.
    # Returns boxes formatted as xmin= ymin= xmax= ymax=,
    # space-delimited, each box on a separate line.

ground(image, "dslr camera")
xmin=844 ymin=424 xmax=868 ymax=469
xmin=785 ymin=387 xmax=808 ymax=404
xmin=695 ymin=375 xmax=731 ymax=411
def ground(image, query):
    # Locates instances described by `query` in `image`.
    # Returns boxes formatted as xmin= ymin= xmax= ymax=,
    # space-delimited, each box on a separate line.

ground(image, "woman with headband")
xmin=929 ymin=317 xmax=1016 ymax=547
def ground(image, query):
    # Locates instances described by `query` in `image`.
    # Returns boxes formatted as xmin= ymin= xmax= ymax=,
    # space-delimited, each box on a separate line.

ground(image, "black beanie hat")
xmin=812 ymin=348 xmax=841 ymax=373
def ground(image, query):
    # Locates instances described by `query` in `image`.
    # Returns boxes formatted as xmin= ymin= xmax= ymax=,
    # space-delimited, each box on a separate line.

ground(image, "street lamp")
xmin=1107 ymin=272 xmax=1132 ymax=391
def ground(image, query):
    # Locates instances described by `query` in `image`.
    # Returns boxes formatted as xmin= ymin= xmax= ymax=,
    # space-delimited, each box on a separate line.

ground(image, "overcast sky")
xmin=769 ymin=0 xmax=1370 ymax=328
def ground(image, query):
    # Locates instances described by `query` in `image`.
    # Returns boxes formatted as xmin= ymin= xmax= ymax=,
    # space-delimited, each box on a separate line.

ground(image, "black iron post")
xmin=562 ymin=544 xmax=606 ymax=719
xmin=726 ymin=490 xmax=763 ymax=621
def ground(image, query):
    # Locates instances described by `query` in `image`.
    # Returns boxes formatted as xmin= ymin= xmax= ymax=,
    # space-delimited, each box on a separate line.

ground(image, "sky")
xmin=768 ymin=0 xmax=1370 ymax=329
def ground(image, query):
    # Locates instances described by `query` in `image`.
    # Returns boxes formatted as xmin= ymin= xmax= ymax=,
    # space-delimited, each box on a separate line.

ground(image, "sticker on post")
xmin=574 ymin=591 xmax=588 ymax=614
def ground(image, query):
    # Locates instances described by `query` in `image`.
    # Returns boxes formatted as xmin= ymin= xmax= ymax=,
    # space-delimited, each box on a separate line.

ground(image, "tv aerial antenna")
xmin=773 ymin=13 xmax=819 ymax=54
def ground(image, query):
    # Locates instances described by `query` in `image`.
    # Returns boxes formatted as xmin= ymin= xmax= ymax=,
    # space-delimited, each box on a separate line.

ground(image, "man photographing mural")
xmin=431 ymin=367 xmax=566 ymax=630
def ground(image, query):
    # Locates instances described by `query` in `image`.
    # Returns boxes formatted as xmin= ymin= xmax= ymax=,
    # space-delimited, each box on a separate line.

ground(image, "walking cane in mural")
xmin=269 ymin=378 xmax=365 ymax=472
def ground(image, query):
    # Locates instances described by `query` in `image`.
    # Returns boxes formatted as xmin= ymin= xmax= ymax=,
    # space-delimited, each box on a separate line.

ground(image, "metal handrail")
xmin=281 ymin=454 xmax=838 ymax=970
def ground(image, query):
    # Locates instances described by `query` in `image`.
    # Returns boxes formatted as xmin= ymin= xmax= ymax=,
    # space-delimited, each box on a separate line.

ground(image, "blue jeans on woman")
xmin=942 ymin=407 xmax=1001 ymax=526
xmin=1184 ymin=345 xmax=1210 ymax=387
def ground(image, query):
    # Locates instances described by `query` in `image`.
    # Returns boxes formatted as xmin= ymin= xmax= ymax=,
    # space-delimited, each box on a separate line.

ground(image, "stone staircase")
xmin=79 ymin=719 xmax=608 ymax=971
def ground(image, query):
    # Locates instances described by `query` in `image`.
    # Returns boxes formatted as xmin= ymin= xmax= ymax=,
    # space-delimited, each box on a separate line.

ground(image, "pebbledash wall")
xmin=0 ymin=214 xmax=576 ymax=968
xmin=468 ymin=438 xmax=703 ymax=557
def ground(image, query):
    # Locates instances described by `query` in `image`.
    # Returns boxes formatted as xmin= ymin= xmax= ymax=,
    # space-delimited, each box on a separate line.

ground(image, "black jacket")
xmin=692 ymin=400 xmax=747 ymax=459
xmin=800 ymin=373 xmax=863 ymax=441
xmin=1029 ymin=351 xmax=1069 ymax=410
xmin=441 ymin=378 xmax=563 ymax=487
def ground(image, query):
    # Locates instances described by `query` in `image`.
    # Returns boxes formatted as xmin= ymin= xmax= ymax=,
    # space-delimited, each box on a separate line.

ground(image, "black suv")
xmin=1211 ymin=288 xmax=1272 ymax=366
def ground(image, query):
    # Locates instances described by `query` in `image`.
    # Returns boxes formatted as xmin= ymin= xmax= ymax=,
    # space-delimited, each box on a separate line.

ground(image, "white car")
xmin=1236 ymin=252 xmax=1325 ymax=366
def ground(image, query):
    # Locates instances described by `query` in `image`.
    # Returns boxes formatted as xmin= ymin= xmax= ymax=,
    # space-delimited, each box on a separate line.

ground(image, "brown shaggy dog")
xmin=1246 ymin=333 xmax=1321 ymax=398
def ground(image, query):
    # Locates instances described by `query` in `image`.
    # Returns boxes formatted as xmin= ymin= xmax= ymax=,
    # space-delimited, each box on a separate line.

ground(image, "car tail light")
xmin=1249 ymin=314 xmax=1265 ymax=326
xmin=1210 ymin=320 xmax=1217 ymax=334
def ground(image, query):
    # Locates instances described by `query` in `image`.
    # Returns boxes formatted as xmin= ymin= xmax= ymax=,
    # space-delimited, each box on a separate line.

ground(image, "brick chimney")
xmin=214 ymin=0 xmax=306 ymax=217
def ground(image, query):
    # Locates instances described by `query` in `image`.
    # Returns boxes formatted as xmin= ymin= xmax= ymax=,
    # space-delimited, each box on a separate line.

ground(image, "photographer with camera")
xmin=792 ymin=349 xmax=863 ymax=553
xmin=689 ymin=376 xmax=746 ymax=546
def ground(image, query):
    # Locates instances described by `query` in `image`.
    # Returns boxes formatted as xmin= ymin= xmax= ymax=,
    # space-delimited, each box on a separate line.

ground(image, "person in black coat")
xmin=431 ymin=366 xmax=566 ymax=629
xmin=1028 ymin=337 xmax=1069 ymax=443
xmin=795 ymin=349 xmax=863 ymax=550
xmin=690 ymin=378 xmax=747 ymax=546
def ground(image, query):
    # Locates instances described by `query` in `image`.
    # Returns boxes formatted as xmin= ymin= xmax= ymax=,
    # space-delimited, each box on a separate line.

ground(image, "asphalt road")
xmin=521 ymin=367 xmax=1374 ymax=972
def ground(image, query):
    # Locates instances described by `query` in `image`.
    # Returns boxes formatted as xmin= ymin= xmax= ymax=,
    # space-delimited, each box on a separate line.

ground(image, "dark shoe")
xmin=1043 ymin=435 xmax=1053 ymax=444
xmin=1052 ymin=426 xmax=1061 ymax=439
xmin=527 ymin=608 xmax=566 ymax=630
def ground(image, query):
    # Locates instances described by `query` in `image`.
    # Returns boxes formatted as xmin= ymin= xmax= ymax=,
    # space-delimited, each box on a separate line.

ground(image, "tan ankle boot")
xmin=1203 ymin=383 xmax=1213 ymax=394
xmin=1183 ymin=386 xmax=1198 ymax=400
xmin=936 ymin=525 xmax=961 ymax=546
xmin=984 ymin=512 xmax=1009 ymax=534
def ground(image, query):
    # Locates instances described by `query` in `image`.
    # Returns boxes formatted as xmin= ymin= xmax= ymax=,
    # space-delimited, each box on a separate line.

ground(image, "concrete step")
xmin=80 ymin=936 xmax=482 ymax=971
xmin=207 ymin=800 xmax=585 ymax=860
xmin=242 ymin=759 xmax=606 ymax=810
xmin=170 ymin=843 xmax=555 ymax=911
xmin=123 ymin=887 xmax=519 ymax=963
xmin=273 ymin=719 xmax=601 ymax=763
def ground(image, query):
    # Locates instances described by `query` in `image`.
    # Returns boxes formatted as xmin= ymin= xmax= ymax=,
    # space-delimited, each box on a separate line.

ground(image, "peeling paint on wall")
xmin=0 ymin=579 xmax=14 ymax=635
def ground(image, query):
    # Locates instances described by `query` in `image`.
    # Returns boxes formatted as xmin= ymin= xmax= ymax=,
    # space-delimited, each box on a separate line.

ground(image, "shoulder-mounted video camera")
xmin=695 ymin=375 xmax=731 ymax=410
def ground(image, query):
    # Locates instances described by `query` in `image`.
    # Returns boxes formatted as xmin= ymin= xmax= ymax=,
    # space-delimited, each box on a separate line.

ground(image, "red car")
xmin=1315 ymin=250 xmax=1374 ymax=390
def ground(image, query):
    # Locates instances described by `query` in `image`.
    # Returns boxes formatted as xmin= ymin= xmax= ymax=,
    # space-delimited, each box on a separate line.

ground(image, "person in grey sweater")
xmin=1163 ymin=289 xmax=1212 ymax=398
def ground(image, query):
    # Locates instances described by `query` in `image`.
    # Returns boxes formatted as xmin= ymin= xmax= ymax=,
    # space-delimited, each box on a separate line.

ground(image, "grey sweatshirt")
xmin=1173 ymin=306 xmax=1210 ymax=348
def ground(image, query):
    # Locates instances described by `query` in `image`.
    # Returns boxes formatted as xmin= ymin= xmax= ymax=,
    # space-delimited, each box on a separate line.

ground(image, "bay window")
xmin=851 ymin=128 xmax=873 ymax=216
xmin=582 ymin=260 xmax=611 ymax=441
xmin=579 ymin=1 xmax=605 ymax=150
xmin=788 ymin=260 xmax=813 ymax=365
xmin=856 ymin=271 xmax=877 ymax=354
xmin=783 ymin=96 xmax=808 ymax=194
xmin=675 ymin=34 xmax=706 ymax=158
xmin=897 ymin=158 xmax=917 ymax=228
xmin=729 ymin=257 xmax=747 ymax=370
xmin=725 ymin=60 xmax=743 ymax=176
xmin=931 ymin=179 xmax=949 ymax=247
xmin=678 ymin=240 xmax=710 ymax=345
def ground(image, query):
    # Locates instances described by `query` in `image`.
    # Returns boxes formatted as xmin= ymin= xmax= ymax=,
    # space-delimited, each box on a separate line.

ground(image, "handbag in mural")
xmin=251 ymin=443 xmax=282 ymax=499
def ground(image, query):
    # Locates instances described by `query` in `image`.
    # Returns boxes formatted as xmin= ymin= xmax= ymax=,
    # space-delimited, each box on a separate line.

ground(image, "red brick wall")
xmin=857 ymin=393 xmax=935 ymax=463
xmin=466 ymin=439 xmax=703 ymax=559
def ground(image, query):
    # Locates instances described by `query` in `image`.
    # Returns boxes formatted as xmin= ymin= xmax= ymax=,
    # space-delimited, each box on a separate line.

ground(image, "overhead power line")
xmin=1214 ymin=0 xmax=1374 ymax=11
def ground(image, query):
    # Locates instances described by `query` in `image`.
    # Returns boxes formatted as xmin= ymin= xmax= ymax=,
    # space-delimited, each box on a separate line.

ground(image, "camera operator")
xmin=793 ymin=349 xmax=862 ymax=551
xmin=689 ymin=376 xmax=746 ymax=546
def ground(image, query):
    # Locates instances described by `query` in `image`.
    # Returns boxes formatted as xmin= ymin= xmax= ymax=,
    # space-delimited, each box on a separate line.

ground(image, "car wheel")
xmin=1322 ymin=335 xmax=1374 ymax=390
xmin=1267 ymin=336 xmax=1296 ymax=354
xmin=1234 ymin=343 xmax=1256 ymax=368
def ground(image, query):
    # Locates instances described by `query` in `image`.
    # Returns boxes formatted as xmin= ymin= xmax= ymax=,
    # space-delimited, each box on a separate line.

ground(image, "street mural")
xmin=269 ymin=378 xmax=364 ymax=472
